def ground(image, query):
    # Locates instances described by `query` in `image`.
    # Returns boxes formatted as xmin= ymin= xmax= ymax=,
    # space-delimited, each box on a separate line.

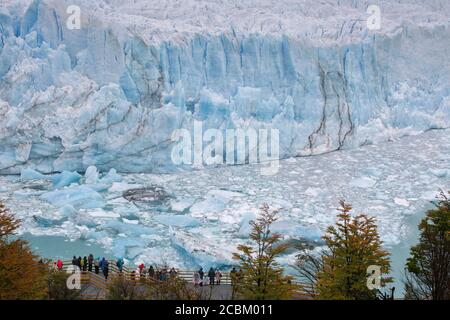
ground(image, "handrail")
xmin=56 ymin=259 xmax=311 ymax=298
xmin=58 ymin=259 xmax=234 ymax=284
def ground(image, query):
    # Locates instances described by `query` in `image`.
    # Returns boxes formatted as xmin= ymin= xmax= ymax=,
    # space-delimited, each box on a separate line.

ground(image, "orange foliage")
xmin=0 ymin=202 xmax=48 ymax=299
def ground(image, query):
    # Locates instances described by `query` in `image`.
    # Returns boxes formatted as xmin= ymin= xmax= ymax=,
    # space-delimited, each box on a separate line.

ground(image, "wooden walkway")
xmin=57 ymin=259 xmax=311 ymax=300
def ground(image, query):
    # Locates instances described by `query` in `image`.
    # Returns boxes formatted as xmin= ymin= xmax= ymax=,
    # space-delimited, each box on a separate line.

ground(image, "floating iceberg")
xmin=60 ymin=204 xmax=76 ymax=218
xmin=237 ymin=213 xmax=257 ymax=238
xmin=52 ymin=171 xmax=81 ymax=189
xmin=40 ymin=186 xmax=106 ymax=209
xmin=20 ymin=168 xmax=46 ymax=181
xmin=84 ymin=166 xmax=100 ymax=185
xmin=153 ymin=214 xmax=200 ymax=228
xmin=20 ymin=168 xmax=81 ymax=188
xmin=100 ymin=168 xmax=123 ymax=184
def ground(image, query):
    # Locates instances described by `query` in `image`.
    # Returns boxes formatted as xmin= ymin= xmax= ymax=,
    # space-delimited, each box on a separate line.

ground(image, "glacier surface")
xmin=0 ymin=0 xmax=449 ymax=173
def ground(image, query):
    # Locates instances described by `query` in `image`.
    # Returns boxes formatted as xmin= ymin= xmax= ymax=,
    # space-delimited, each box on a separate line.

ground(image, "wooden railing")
xmin=59 ymin=259 xmax=234 ymax=285
xmin=56 ymin=259 xmax=311 ymax=299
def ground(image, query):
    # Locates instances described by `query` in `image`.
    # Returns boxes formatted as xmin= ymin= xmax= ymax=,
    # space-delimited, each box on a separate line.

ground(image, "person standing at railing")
xmin=198 ymin=267 xmax=204 ymax=286
xmin=57 ymin=259 xmax=63 ymax=271
xmin=116 ymin=258 xmax=124 ymax=273
xmin=169 ymin=267 xmax=177 ymax=279
xmin=99 ymin=257 xmax=106 ymax=271
xmin=71 ymin=256 xmax=77 ymax=266
xmin=138 ymin=263 xmax=145 ymax=277
xmin=88 ymin=254 xmax=93 ymax=272
xmin=236 ymin=269 xmax=243 ymax=284
xmin=103 ymin=259 xmax=109 ymax=280
xmin=193 ymin=271 xmax=200 ymax=287
xmin=161 ymin=268 xmax=168 ymax=281
xmin=215 ymin=269 xmax=222 ymax=285
xmin=208 ymin=267 xmax=215 ymax=286
xmin=82 ymin=256 xmax=88 ymax=271
xmin=230 ymin=267 xmax=237 ymax=286
xmin=148 ymin=265 xmax=155 ymax=279
xmin=94 ymin=257 xmax=100 ymax=274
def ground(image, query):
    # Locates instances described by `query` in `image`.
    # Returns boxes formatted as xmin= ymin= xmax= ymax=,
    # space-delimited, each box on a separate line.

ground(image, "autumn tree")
xmin=150 ymin=276 xmax=200 ymax=300
xmin=233 ymin=203 xmax=297 ymax=300
xmin=295 ymin=249 xmax=327 ymax=298
xmin=47 ymin=269 xmax=81 ymax=300
xmin=0 ymin=202 xmax=48 ymax=299
xmin=404 ymin=191 xmax=450 ymax=300
xmin=107 ymin=274 xmax=151 ymax=300
xmin=315 ymin=200 xmax=392 ymax=300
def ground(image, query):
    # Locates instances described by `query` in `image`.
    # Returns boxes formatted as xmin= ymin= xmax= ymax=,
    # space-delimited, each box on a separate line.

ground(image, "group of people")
xmin=69 ymin=255 xmax=110 ymax=279
xmin=193 ymin=267 xmax=225 ymax=286
xmin=52 ymin=255 xmax=111 ymax=279
xmin=131 ymin=264 xmax=178 ymax=282
xmin=53 ymin=255 xmax=240 ymax=286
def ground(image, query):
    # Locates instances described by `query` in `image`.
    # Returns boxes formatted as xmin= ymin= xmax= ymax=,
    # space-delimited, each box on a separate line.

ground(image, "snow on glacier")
xmin=0 ymin=0 xmax=450 ymax=174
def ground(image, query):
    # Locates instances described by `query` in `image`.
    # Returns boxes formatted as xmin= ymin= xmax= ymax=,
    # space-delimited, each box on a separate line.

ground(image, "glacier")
xmin=1 ymin=0 xmax=450 ymax=296
xmin=0 ymin=0 xmax=449 ymax=174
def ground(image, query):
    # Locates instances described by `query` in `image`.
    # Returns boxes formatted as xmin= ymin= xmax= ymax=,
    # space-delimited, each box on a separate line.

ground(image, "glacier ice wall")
xmin=0 ymin=0 xmax=450 ymax=174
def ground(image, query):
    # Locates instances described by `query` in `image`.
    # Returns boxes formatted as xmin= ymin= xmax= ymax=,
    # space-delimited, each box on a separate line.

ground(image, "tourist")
xmin=198 ymin=267 xmax=204 ymax=286
xmin=215 ymin=269 xmax=222 ymax=285
xmin=148 ymin=265 xmax=155 ymax=279
xmin=138 ymin=263 xmax=145 ymax=275
xmin=161 ymin=268 xmax=168 ymax=281
xmin=99 ymin=257 xmax=106 ymax=271
xmin=103 ymin=259 xmax=109 ymax=280
xmin=56 ymin=259 xmax=63 ymax=271
xmin=79 ymin=257 xmax=84 ymax=271
xmin=71 ymin=256 xmax=77 ymax=266
xmin=94 ymin=257 xmax=100 ymax=274
xmin=134 ymin=266 xmax=141 ymax=279
xmin=237 ymin=269 xmax=243 ymax=283
xmin=116 ymin=258 xmax=124 ymax=272
xmin=230 ymin=267 xmax=237 ymax=286
xmin=193 ymin=271 xmax=200 ymax=286
xmin=77 ymin=256 xmax=82 ymax=269
xmin=169 ymin=267 xmax=177 ymax=278
xmin=82 ymin=256 xmax=88 ymax=271
xmin=88 ymin=254 xmax=93 ymax=272
xmin=139 ymin=263 xmax=145 ymax=278
xmin=208 ymin=267 xmax=215 ymax=286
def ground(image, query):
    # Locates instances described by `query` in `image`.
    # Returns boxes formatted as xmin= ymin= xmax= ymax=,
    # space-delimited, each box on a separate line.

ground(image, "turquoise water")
xmin=387 ymin=205 xmax=430 ymax=298
xmin=21 ymin=233 xmax=107 ymax=260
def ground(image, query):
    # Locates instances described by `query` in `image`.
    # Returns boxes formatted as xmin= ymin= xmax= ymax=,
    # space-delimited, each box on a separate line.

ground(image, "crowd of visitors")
xmin=52 ymin=255 xmax=236 ymax=286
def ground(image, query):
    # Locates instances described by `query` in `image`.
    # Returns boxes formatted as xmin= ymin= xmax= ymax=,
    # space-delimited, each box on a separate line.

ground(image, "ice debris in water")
xmin=20 ymin=168 xmax=46 ymax=181
xmin=40 ymin=186 xmax=106 ymax=209
xmin=85 ymin=166 xmax=100 ymax=184
xmin=153 ymin=214 xmax=200 ymax=228
xmin=52 ymin=171 xmax=82 ymax=189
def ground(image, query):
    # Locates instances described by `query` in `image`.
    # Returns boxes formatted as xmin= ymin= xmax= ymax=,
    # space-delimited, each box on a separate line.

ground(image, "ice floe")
xmin=0 ymin=130 xmax=449 ymax=271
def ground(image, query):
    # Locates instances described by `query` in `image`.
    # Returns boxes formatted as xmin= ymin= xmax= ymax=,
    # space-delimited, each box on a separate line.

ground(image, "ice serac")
xmin=0 ymin=0 xmax=450 ymax=174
